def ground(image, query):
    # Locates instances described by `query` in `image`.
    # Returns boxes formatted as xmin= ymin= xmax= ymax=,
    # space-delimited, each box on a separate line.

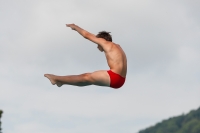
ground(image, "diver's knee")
xmin=82 ymin=73 xmax=93 ymax=83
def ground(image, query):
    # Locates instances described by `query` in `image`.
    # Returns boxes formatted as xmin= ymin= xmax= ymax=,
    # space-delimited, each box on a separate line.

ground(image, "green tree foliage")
xmin=0 ymin=110 xmax=2 ymax=133
xmin=139 ymin=107 xmax=200 ymax=133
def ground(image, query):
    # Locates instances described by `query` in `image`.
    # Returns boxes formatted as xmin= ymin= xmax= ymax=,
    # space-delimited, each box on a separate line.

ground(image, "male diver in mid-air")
xmin=44 ymin=24 xmax=127 ymax=89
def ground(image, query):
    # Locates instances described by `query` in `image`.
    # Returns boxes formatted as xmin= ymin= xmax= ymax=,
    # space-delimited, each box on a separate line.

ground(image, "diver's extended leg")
xmin=44 ymin=73 xmax=92 ymax=87
xmin=44 ymin=70 xmax=110 ymax=87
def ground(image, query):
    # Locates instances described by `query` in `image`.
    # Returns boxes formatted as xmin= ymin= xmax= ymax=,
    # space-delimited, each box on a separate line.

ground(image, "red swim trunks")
xmin=107 ymin=70 xmax=126 ymax=89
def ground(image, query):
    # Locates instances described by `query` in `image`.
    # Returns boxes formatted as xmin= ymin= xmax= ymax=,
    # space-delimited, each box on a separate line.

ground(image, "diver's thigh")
xmin=90 ymin=70 xmax=110 ymax=87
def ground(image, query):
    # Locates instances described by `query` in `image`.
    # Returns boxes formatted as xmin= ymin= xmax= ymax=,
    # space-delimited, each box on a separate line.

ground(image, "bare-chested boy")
xmin=44 ymin=24 xmax=127 ymax=89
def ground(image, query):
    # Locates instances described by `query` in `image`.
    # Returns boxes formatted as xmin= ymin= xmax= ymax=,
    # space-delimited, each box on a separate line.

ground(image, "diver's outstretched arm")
xmin=66 ymin=23 xmax=112 ymax=52
xmin=66 ymin=24 xmax=89 ymax=38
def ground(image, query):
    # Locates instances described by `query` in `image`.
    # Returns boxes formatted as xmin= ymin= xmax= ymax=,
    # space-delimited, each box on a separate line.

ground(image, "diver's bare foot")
xmin=44 ymin=74 xmax=63 ymax=87
xmin=44 ymin=74 xmax=57 ymax=85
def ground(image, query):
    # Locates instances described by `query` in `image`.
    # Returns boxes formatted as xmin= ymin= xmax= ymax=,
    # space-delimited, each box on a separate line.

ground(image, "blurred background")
xmin=0 ymin=0 xmax=199 ymax=133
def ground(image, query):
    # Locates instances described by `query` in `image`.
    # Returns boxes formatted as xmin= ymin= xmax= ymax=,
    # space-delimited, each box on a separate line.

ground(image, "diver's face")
xmin=97 ymin=45 xmax=104 ymax=52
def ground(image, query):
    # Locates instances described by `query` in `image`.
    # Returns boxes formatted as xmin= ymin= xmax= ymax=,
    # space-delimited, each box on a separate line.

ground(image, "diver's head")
xmin=96 ymin=31 xmax=112 ymax=52
xmin=96 ymin=31 xmax=112 ymax=42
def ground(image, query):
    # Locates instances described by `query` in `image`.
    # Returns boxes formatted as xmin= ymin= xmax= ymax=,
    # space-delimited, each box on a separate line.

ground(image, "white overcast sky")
xmin=0 ymin=0 xmax=200 ymax=133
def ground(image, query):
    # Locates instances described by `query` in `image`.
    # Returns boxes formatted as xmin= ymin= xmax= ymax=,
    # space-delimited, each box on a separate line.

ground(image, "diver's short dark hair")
xmin=96 ymin=31 xmax=112 ymax=42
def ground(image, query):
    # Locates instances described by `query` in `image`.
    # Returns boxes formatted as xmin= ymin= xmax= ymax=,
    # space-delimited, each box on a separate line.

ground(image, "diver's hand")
xmin=66 ymin=24 xmax=76 ymax=30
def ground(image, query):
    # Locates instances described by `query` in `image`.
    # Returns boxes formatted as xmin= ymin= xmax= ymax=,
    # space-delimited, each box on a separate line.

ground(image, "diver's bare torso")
xmin=105 ymin=43 xmax=127 ymax=78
